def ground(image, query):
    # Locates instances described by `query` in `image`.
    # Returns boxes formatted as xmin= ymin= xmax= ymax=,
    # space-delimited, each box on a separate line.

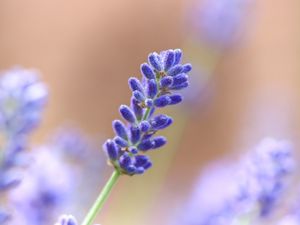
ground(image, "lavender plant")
xmin=75 ymin=49 xmax=192 ymax=225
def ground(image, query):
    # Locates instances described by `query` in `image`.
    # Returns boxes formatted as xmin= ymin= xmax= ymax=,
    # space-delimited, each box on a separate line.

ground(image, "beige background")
xmin=0 ymin=0 xmax=299 ymax=224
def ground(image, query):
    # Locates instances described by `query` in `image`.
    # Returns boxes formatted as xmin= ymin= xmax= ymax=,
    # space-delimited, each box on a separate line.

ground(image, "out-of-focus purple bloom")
xmin=0 ymin=67 xmax=47 ymax=136
xmin=54 ymin=214 xmax=101 ymax=225
xmin=191 ymin=0 xmax=251 ymax=48
xmin=178 ymin=138 xmax=294 ymax=225
xmin=177 ymin=161 xmax=244 ymax=225
xmin=242 ymin=138 xmax=294 ymax=217
xmin=54 ymin=215 xmax=78 ymax=225
xmin=103 ymin=49 xmax=192 ymax=176
xmin=0 ymin=67 xmax=48 ymax=191
xmin=8 ymin=128 xmax=105 ymax=225
xmin=277 ymin=215 xmax=300 ymax=225
xmin=0 ymin=209 xmax=10 ymax=224
xmin=8 ymin=147 xmax=74 ymax=225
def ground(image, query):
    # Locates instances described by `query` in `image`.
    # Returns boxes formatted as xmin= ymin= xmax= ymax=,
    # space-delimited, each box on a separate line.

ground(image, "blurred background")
xmin=0 ymin=0 xmax=300 ymax=225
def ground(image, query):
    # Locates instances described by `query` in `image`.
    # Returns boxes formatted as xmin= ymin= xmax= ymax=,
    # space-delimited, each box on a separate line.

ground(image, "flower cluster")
xmin=178 ymin=138 xmax=294 ymax=225
xmin=103 ymin=49 xmax=192 ymax=175
xmin=0 ymin=67 xmax=48 ymax=191
xmin=8 ymin=128 xmax=104 ymax=225
xmin=8 ymin=147 xmax=74 ymax=225
xmin=242 ymin=138 xmax=294 ymax=216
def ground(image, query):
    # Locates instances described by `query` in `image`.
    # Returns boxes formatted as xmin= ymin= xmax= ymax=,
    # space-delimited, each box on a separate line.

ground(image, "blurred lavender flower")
xmin=55 ymin=215 xmax=77 ymax=225
xmin=8 ymin=128 xmax=105 ymax=225
xmin=54 ymin=214 xmax=100 ymax=225
xmin=178 ymin=138 xmax=294 ymax=225
xmin=0 ymin=67 xmax=48 ymax=191
xmin=8 ymin=147 xmax=74 ymax=225
xmin=191 ymin=0 xmax=251 ymax=48
xmin=242 ymin=138 xmax=294 ymax=217
xmin=0 ymin=67 xmax=47 ymax=136
xmin=103 ymin=49 xmax=192 ymax=175
xmin=0 ymin=209 xmax=10 ymax=224
xmin=177 ymin=161 xmax=244 ymax=225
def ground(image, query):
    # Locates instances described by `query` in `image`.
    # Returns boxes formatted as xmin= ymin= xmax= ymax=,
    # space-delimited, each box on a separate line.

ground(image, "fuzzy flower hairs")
xmin=103 ymin=49 xmax=192 ymax=175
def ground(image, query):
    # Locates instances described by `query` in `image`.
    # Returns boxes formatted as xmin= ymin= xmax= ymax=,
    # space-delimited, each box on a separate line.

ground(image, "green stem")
xmin=81 ymin=170 xmax=121 ymax=225
xmin=142 ymin=107 xmax=151 ymax=121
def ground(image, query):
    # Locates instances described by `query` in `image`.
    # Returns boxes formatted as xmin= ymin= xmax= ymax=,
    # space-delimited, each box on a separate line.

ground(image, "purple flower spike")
xmin=177 ymin=138 xmax=295 ymax=225
xmin=104 ymin=49 xmax=191 ymax=175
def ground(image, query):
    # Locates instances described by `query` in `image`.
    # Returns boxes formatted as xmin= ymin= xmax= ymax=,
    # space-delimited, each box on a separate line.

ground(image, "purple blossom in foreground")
xmin=54 ymin=215 xmax=100 ymax=225
xmin=0 ymin=67 xmax=48 ymax=191
xmin=8 ymin=128 xmax=105 ymax=225
xmin=0 ymin=210 xmax=10 ymax=224
xmin=178 ymin=138 xmax=294 ymax=225
xmin=8 ymin=147 xmax=74 ymax=225
xmin=103 ymin=49 xmax=192 ymax=175
xmin=191 ymin=0 xmax=251 ymax=48
xmin=54 ymin=215 xmax=77 ymax=225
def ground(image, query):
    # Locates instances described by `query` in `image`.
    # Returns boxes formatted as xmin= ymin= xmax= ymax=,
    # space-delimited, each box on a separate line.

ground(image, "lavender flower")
xmin=242 ymin=138 xmax=294 ymax=216
xmin=0 ymin=67 xmax=48 ymax=192
xmin=178 ymin=138 xmax=294 ymax=225
xmin=8 ymin=147 xmax=74 ymax=225
xmin=8 ymin=128 xmax=105 ymax=225
xmin=103 ymin=49 xmax=192 ymax=175
xmin=177 ymin=162 xmax=243 ymax=225
xmin=191 ymin=0 xmax=251 ymax=48
xmin=0 ymin=209 xmax=10 ymax=224
xmin=0 ymin=67 xmax=48 ymax=136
